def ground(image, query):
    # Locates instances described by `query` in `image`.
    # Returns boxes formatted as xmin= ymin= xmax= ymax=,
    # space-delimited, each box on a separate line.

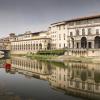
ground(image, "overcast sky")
xmin=0 ymin=0 xmax=100 ymax=36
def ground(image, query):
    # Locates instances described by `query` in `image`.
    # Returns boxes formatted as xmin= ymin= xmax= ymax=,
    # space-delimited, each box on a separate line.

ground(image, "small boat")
xmin=4 ymin=63 xmax=11 ymax=70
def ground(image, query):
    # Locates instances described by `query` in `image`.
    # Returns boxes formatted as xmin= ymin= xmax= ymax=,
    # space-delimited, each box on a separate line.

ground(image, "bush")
xmin=37 ymin=49 xmax=66 ymax=55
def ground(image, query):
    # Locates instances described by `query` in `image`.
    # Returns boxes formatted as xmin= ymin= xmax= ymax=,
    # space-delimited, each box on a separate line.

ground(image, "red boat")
xmin=4 ymin=63 xmax=11 ymax=70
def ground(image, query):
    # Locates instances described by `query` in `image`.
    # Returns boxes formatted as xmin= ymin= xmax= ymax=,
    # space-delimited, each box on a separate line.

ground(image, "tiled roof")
xmin=51 ymin=14 xmax=100 ymax=26
xmin=67 ymin=14 xmax=100 ymax=22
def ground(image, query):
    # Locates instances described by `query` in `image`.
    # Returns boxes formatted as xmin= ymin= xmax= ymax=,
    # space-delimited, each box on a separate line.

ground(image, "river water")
xmin=0 ymin=56 xmax=100 ymax=100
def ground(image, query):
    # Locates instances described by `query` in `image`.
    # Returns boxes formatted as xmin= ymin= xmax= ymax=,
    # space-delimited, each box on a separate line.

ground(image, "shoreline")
xmin=11 ymin=54 xmax=100 ymax=64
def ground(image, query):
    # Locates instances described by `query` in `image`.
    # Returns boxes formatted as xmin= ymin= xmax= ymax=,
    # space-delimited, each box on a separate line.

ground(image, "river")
xmin=0 ymin=56 xmax=99 ymax=100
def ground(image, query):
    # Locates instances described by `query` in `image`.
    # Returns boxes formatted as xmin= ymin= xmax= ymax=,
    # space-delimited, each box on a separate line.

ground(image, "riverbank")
xmin=26 ymin=54 xmax=58 ymax=60
xmin=50 ymin=55 xmax=100 ymax=64
xmin=26 ymin=54 xmax=100 ymax=64
xmin=11 ymin=53 xmax=100 ymax=64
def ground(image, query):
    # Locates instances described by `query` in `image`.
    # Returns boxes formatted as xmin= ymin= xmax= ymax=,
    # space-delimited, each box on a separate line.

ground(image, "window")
xmin=64 ymin=43 xmax=65 ymax=48
xmin=77 ymin=42 xmax=79 ymax=48
xmin=64 ymin=34 xmax=66 ymax=40
xmin=88 ymin=42 xmax=92 ymax=48
xmin=70 ymin=80 xmax=73 ymax=85
xmin=69 ymin=22 xmax=74 ymax=26
xmin=70 ymin=32 xmax=73 ymax=36
xmin=96 ymin=29 xmax=99 ymax=35
xmin=87 ymin=83 xmax=92 ymax=90
xmin=75 ymin=81 xmax=80 ymax=88
xmin=63 ymin=25 xmax=65 ymax=29
xmin=76 ymin=29 xmax=79 ymax=36
xmin=82 ymin=82 xmax=85 ymax=89
xmin=64 ymin=75 xmax=66 ymax=81
xmin=88 ymin=28 xmax=91 ymax=35
xmin=88 ymin=70 xmax=92 ymax=77
xmin=82 ymin=29 xmax=85 ymax=35
xmin=59 ymin=74 xmax=61 ymax=80
xmin=58 ymin=26 xmax=61 ymax=30
xmin=59 ymin=34 xmax=61 ymax=40
xmin=95 ymin=84 xmax=99 ymax=90
xmin=59 ymin=44 xmax=61 ymax=47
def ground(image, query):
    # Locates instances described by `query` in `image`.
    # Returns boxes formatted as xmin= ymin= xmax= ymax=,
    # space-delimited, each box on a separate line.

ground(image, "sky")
xmin=0 ymin=0 xmax=100 ymax=37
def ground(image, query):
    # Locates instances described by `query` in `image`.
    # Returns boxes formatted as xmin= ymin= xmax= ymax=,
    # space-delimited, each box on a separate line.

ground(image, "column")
xmin=92 ymin=41 xmax=94 ymax=49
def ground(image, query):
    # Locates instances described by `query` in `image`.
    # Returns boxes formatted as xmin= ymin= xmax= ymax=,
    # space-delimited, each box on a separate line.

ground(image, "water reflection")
xmin=12 ymin=57 xmax=52 ymax=80
xmin=2 ymin=57 xmax=100 ymax=100
xmin=67 ymin=63 xmax=100 ymax=99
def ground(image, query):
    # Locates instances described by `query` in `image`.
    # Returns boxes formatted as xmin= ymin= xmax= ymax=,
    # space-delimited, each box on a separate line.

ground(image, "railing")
xmin=69 ymin=48 xmax=100 ymax=50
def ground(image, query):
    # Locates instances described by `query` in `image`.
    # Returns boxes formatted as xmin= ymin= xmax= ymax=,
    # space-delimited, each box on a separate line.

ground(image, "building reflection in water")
xmin=66 ymin=63 xmax=100 ymax=99
xmin=4 ymin=57 xmax=100 ymax=100
xmin=5 ymin=57 xmax=52 ymax=79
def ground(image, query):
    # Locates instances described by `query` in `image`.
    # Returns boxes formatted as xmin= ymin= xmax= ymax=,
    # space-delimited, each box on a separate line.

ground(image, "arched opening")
xmin=94 ymin=36 xmax=100 ymax=48
xmin=47 ymin=43 xmax=51 ymax=50
xmin=24 ymin=44 xmax=25 ymax=50
xmin=33 ymin=44 xmax=35 ymax=50
xmin=28 ymin=44 xmax=30 ymax=50
xmin=36 ymin=44 xmax=38 ymax=50
xmin=81 ymin=70 xmax=87 ymax=81
xmin=81 ymin=37 xmax=87 ymax=49
xmin=26 ymin=44 xmax=28 ymax=50
xmin=94 ymin=71 xmax=100 ymax=83
xmin=39 ymin=43 xmax=42 ymax=50
xmin=71 ymin=37 xmax=74 ymax=48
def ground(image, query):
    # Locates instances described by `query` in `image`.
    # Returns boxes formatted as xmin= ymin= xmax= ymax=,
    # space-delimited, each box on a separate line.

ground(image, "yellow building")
xmin=11 ymin=31 xmax=51 ymax=54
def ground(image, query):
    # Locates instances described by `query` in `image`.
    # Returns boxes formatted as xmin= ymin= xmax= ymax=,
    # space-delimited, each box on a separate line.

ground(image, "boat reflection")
xmin=3 ymin=57 xmax=100 ymax=100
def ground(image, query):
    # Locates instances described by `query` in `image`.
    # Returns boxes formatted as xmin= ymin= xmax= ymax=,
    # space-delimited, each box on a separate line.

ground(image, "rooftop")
xmin=31 ymin=31 xmax=47 ymax=35
xmin=51 ymin=14 xmax=100 ymax=26
xmin=67 ymin=14 xmax=100 ymax=22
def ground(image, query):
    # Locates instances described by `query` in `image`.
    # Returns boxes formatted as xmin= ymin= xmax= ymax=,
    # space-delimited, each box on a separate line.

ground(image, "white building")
xmin=67 ymin=15 xmax=100 ymax=56
xmin=11 ymin=31 xmax=51 ymax=54
xmin=49 ymin=21 xmax=68 ymax=50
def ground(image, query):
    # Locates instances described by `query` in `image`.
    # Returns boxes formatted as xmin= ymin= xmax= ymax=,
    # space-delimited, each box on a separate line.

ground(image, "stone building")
xmin=49 ymin=21 xmax=68 ymax=50
xmin=11 ymin=31 xmax=51 ymax=54
xmin=49 ymin=14 xmax=100 ymax=56
xmin=0 ymin=34 xmax=12 ymax=51
xmin=2 ymin=14 xmax=100 ymax=57
xmin=67 ymin=15 xmax=100 ymax=56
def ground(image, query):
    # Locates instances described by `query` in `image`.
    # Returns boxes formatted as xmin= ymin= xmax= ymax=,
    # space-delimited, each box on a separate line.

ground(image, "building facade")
xmin=67 ymin=15 xmax=100 ymax=56
xmin=49 ymin=21 xmax=68 ymax=50
xmin=49 ymin=15 xmax=100 ymax=56
xmin=11 ymin=31 xmax=51 ymax=54
xmin=1 ymin=14 xmax=100 ymax=56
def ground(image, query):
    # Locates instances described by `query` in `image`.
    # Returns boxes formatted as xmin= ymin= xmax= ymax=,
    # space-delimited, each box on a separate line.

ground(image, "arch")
xmin=94 ymin=71 xmax=100 ymax=83
xmin=71 ymin=37 xmax=74 ymax=48
xmin=33 ymin=44 xmax=35 ymax=50
xmin=24 ymin=44 xmax=25 ymax=50
xmin=39 ymin=43 xmax=42 ymax=50
xmin=47 ymin=43 xmax=51 ymax=50
xmin=81 ymin=37 xmax=87 ymax=49
xmin=94 ymin=36 xmax=100 ymax=48
xmin=26 ymin=44 xmax=27 ymax=50
xmin=81 ymin=70 xmax=87 ymax=81
xmin=36 ymin=44 xmax=38 ymax=50
xmin=28 ymin=44 xmax=30 ymax=50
